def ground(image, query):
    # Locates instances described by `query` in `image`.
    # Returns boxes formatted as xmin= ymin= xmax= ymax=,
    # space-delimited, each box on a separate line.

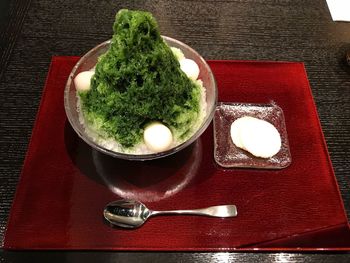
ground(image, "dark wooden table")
xmin=1 ymin=0 xmax=350 ymax=262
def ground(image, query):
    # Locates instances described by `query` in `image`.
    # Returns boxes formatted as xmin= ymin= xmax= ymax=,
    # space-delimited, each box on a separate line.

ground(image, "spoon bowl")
xmin=104 ymin=199 xmax=237 ymax=228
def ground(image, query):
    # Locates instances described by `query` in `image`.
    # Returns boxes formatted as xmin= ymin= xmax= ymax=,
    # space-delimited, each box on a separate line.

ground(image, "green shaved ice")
xmin=171 ymin=47 xmax=185 ymax=60
xmin=79 ymin=9 xmax=201 ymax=149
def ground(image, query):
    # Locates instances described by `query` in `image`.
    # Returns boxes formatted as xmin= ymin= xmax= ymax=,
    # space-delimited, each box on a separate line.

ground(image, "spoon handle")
xmin=150 ymin=205 xmax=237 ymax=218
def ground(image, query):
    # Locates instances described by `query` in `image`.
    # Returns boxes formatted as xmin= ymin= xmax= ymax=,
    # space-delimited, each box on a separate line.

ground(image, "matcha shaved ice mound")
xmin=78 ymin=9 xmax=206 ymax=152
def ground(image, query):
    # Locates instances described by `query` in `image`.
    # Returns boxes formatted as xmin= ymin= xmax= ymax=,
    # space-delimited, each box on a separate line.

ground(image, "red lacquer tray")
xmin=3 ymin=57 xmax=350 ymax=251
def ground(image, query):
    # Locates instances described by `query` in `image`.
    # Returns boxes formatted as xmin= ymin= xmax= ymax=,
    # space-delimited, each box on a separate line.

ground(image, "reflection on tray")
xmin=65 ymin=122 xmax=202 ymax=202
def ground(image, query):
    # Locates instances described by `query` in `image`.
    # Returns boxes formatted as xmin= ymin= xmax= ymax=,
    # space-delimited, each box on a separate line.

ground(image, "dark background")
xmin=1 ymin=0 xmax=350 ymax=262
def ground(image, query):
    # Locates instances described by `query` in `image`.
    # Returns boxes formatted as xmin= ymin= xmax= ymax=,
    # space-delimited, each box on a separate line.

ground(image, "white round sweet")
xmin=74 ymin=71 xmax=94 ymax=92
xmin=143 ymin=122 xmax=173 ymax=152
xmin=230 ymin=116 xmax=281 ymax=158
xmin=179 ymin=58 xmax=200 ymax=80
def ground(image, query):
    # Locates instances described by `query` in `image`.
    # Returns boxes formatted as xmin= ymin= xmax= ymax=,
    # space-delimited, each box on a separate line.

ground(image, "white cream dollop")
xmin=230 ymin=117 xmax=246 ymax=149
xmin=230 ymin=116 xmax=281 ymax=158
xmin=179 ymin=58 xmax=200 ymax=80
xmin=143 ymin=121 xmax=173 ymax=152
xmin=74 ymin=71 xmax=94 ymax=92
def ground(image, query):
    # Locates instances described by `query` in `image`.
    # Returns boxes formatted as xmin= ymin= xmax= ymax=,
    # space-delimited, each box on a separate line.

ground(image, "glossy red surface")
xmin=3 ymin=57 xmax=350 ymax=250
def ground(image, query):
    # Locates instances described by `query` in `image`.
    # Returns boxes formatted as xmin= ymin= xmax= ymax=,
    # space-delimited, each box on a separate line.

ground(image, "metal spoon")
xmin=103 ymin=199 xmax=237 ymax=228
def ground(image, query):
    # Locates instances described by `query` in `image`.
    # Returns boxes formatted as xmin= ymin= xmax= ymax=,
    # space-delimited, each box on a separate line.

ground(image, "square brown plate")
xmin=214 ymin=102 xmax=292 ymax=169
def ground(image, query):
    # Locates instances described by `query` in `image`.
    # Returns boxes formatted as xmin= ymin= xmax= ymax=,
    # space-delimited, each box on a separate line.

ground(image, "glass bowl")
xmin=64 ymin=36 xmax=217 ymax=160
